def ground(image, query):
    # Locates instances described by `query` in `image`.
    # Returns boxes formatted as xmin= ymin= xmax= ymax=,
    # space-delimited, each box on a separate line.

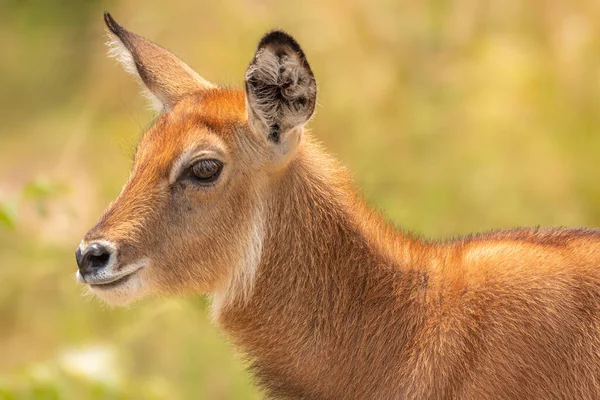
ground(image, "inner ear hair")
xmin=245 ymin=30 xmax=317 ymax=142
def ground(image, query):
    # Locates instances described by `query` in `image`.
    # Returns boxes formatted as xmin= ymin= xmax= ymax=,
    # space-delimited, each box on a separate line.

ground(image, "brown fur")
xmin=81 ymin=15 xmax=600 ymax=399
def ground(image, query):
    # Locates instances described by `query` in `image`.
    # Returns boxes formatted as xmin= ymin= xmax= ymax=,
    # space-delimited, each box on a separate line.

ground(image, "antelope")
xmin=75 ymin=12 xmax=600 ymax=399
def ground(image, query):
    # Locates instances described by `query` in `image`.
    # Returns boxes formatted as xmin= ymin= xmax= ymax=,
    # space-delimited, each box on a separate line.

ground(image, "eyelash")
xmin=186 ymin=159 xmax=223 ymax=184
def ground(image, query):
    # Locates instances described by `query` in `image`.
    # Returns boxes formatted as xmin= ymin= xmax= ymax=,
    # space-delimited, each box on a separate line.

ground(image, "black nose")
xmin=76 ymin=243 xmax=113 ymax=277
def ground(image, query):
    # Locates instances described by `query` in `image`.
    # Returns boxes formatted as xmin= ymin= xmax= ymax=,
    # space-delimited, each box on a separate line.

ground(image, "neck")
xmin=215 ymin=136 xmax=427 ymax=398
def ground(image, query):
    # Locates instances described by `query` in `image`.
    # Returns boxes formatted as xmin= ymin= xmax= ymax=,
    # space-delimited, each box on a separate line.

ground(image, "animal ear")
xmin=104 ymin=12 xmax=214 ymax=112
xmin=244 ymin=30 xmax=317 ymax=156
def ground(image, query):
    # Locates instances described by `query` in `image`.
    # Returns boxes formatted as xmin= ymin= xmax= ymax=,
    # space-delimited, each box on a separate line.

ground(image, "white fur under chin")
xmin=88 ymin=273 xmax=143 ymax=306
xmin=106 ymin=33 xmax=164 ymax=112
xmin=210 ymin=201 xmax=265 ymax=320
xmin=85 ymin=258 xmax=149 ymax=306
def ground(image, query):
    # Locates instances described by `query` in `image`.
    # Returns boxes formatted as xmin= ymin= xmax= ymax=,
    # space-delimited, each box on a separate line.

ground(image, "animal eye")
xmin=189 ymin=159 xmax=223 ymax=183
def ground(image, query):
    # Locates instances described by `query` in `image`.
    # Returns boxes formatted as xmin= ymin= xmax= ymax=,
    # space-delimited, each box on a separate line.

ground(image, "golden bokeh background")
xmin=1 ymin=0 xmax=600 ymax=398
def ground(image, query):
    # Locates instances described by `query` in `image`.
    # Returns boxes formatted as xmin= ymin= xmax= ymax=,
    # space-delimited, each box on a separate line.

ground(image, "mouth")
xmin=87 ymin=269 xmax=140 ymax=290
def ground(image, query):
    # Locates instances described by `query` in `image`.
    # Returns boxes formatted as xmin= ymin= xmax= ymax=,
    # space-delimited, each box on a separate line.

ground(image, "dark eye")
xmin=188 ymin=159 xmax=223 ymax=183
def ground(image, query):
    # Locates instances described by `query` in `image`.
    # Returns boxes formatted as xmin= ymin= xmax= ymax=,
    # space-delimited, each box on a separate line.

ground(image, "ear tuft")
xmin=104 ymin=12 xmax=123 ymax=36
xmin=256 ymin=30 xmax=307 ymax=60
xmin=245 ymin=30 xmax=317 ymax=144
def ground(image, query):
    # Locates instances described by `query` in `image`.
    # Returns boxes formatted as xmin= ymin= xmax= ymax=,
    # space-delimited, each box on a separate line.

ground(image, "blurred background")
xmin=1 ymin=0 xmax=600 ymax=398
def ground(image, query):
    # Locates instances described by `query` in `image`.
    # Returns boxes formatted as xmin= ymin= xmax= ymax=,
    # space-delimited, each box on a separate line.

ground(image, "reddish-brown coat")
xmin=84 ymin=16 xmax=600 ymax=399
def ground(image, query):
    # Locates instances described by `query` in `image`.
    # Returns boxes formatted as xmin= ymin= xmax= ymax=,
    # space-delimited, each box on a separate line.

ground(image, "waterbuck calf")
xmin=76 ymin=13 xmax=600 ymax=399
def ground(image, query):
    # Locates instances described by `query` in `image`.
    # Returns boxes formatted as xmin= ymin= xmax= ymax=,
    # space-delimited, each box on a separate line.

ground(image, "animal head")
xmin=75 ymin=13 xmax=317 ymax=306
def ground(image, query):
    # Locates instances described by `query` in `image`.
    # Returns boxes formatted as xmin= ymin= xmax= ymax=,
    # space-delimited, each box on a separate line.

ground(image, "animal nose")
xmin=76 ymin=243 xmax=113 ymax=277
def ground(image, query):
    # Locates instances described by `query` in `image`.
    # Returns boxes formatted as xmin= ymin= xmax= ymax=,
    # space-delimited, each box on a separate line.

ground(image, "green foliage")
xmin=0 ymin=177 xmax=69 ymax=228
xmin=0 ymin=201 xmax=16 ymax=229
xmin=22 ymin=177 xmax=69 ymax=218
xmin=0 ymin=359 xmax=166 ymax=400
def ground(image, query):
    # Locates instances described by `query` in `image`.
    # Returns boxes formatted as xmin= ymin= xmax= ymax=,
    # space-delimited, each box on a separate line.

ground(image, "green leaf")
xmin=22 ymin=177 xmax=69 ymax=201
xmin=0 ymin=202 xmax=16 ymax=229
xmin=23 ymin=177 xmax=55 ymax=200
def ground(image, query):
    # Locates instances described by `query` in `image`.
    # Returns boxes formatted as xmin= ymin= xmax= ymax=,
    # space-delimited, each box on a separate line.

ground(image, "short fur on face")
xmin=80 ymin=14 xmax=600 ymax=399
xmin=85 ymin=15 xmax=319 ymax=307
